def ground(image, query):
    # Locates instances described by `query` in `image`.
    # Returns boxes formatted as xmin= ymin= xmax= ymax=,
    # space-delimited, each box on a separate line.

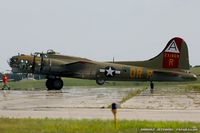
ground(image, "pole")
xmin=111 ymin=103 xmax=118 ymax=129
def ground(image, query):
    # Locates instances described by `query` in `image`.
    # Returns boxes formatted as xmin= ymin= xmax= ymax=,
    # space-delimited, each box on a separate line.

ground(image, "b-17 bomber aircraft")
xmin=9 ymin=37 xmax=197 ymax=90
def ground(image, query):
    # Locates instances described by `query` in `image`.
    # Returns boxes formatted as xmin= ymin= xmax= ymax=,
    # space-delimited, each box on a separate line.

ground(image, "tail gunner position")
xmin=9 ymin=37 xmax=197 ymax=90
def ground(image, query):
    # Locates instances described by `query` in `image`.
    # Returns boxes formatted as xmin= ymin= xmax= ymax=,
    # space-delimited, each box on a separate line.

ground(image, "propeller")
xmin=32 ymin=54 xmax=36 ymax=73
xmin=40 ymin=52 xmax=45 ymax=72
xmin=31 ymin=52 xmax=46 ymax=73
xmin=19 ymin=59 xmax=29 ymax=70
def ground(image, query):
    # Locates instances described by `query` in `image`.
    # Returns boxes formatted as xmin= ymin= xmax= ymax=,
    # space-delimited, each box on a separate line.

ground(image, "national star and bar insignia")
xmin=99 ymin=66 xmax=121 ymax=77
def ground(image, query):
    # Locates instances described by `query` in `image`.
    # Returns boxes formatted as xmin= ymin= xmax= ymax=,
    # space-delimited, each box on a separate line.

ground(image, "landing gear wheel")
xmin=46 ymin=79 xmax=53 ymax=90
xmin=52 ymin=78 xmax=63 ymax=90
xmin=46 ymin=78 xmax=63 ymax=90
xmin=96 ymin=79 xmax=105 ymax=85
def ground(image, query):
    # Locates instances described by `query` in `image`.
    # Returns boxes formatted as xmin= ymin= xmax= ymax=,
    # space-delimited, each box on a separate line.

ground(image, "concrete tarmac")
xmin=1 ymin=109 xmax=200 ymax=122
xmin=1 ymin=87 xmax=200 ymax=122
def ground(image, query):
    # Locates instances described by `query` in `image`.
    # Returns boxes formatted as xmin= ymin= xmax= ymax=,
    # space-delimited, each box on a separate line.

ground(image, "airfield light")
xmin=111 ymin=103 xmax=118 ymax=129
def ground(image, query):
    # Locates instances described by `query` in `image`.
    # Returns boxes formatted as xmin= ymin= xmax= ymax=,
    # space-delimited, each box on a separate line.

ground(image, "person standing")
xmin=2 ymin=74 xmax=10 ymax=90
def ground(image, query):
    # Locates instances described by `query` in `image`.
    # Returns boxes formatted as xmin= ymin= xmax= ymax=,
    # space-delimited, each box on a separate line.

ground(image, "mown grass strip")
xmin=7 ymin=78 xmax=150 ymax=90
xmin=0 ymin=118 xmax=199 ymax=133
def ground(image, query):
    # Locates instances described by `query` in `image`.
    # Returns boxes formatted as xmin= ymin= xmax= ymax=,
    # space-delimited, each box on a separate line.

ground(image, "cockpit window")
xmin=34 ymin=52 xmax=47 ymax=58
xmin=47 ymin=49 xmax=56 ymax=54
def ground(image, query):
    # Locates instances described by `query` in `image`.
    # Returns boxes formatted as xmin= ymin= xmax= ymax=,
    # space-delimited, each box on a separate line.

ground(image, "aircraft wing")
xmin=64 ymin=60 xmax=93 ymax=66
xmin=63 ymin=60 xmax=94 ymax=77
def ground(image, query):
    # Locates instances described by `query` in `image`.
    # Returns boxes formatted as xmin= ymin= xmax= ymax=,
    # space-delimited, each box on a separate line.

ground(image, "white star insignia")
xmin=106 ymin=67 xmax=115 ymax=76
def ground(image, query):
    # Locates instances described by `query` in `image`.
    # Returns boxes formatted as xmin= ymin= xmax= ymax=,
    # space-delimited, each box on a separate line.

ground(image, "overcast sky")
xmin=0 ymin=0 xmax=199 ymax=72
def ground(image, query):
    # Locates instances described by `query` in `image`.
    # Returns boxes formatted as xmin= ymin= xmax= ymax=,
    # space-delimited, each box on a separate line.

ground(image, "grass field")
xmin=6 ymin=76 xmax=200 ymax=90
xmin=6 ymin=78 xmax=152 ymax=90
xmin=191 ymin=66 xmax=200 ymax=76
xmin=0 ymin=118 xmax=199 ymax=133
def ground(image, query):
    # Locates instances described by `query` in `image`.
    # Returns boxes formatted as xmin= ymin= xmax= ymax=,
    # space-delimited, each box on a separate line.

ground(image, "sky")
xmin=0 ymin=0 xmax=200 ymax=72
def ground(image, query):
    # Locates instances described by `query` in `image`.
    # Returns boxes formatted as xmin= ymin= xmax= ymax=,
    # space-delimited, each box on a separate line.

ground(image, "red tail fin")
xmin=162 ymin=37 xmax=184 ymax=69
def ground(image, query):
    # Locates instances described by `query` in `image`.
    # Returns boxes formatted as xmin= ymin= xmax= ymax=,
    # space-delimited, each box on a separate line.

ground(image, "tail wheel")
xmin=96 ymin=79 xmax=105 ymax=85
xmin=46 ymin=78 xmax=63 ymax=90
xmin=150 ymin=81 xmax=154 ymax=89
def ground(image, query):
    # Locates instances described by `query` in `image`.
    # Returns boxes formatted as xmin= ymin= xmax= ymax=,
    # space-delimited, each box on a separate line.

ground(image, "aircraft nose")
xmin=9 ymin=55 xmax=34 ymax=73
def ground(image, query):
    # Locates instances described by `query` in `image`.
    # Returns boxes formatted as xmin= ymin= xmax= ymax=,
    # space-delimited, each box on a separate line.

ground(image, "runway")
xmin=1 ymin=109 xmax=200 ymax=122
xmin=1 ymin=87 xmax=200 ymax=122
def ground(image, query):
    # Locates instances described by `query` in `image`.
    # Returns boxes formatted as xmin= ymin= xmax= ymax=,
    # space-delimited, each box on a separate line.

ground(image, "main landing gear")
xmin=96 ymin=79 xmax=105 ymax=85
xmin=46 ymin=78 xmax=63 ymax=90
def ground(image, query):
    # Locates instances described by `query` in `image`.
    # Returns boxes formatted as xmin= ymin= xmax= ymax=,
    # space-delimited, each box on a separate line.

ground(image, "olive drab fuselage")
xmin=9 ymin=52 xmax=196 ymax=82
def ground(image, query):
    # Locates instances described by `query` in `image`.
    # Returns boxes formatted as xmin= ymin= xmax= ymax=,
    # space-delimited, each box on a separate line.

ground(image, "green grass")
xmin=119 ymin=87 xmax=147 ymax=104
xmin=191 ymin=66 xmax=200 ymax=76
xmin=5 ymin=77 xmax=200 ymax=91
xmin=8 ymin=80 xmax=46 ymax=90
xmin=7 ymin=78 xmax=97 ymax=90
xmin=6 ymin=78 xmax=151 ymax=90
xmin=0 ymin=118 xmax=199 ymax=133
